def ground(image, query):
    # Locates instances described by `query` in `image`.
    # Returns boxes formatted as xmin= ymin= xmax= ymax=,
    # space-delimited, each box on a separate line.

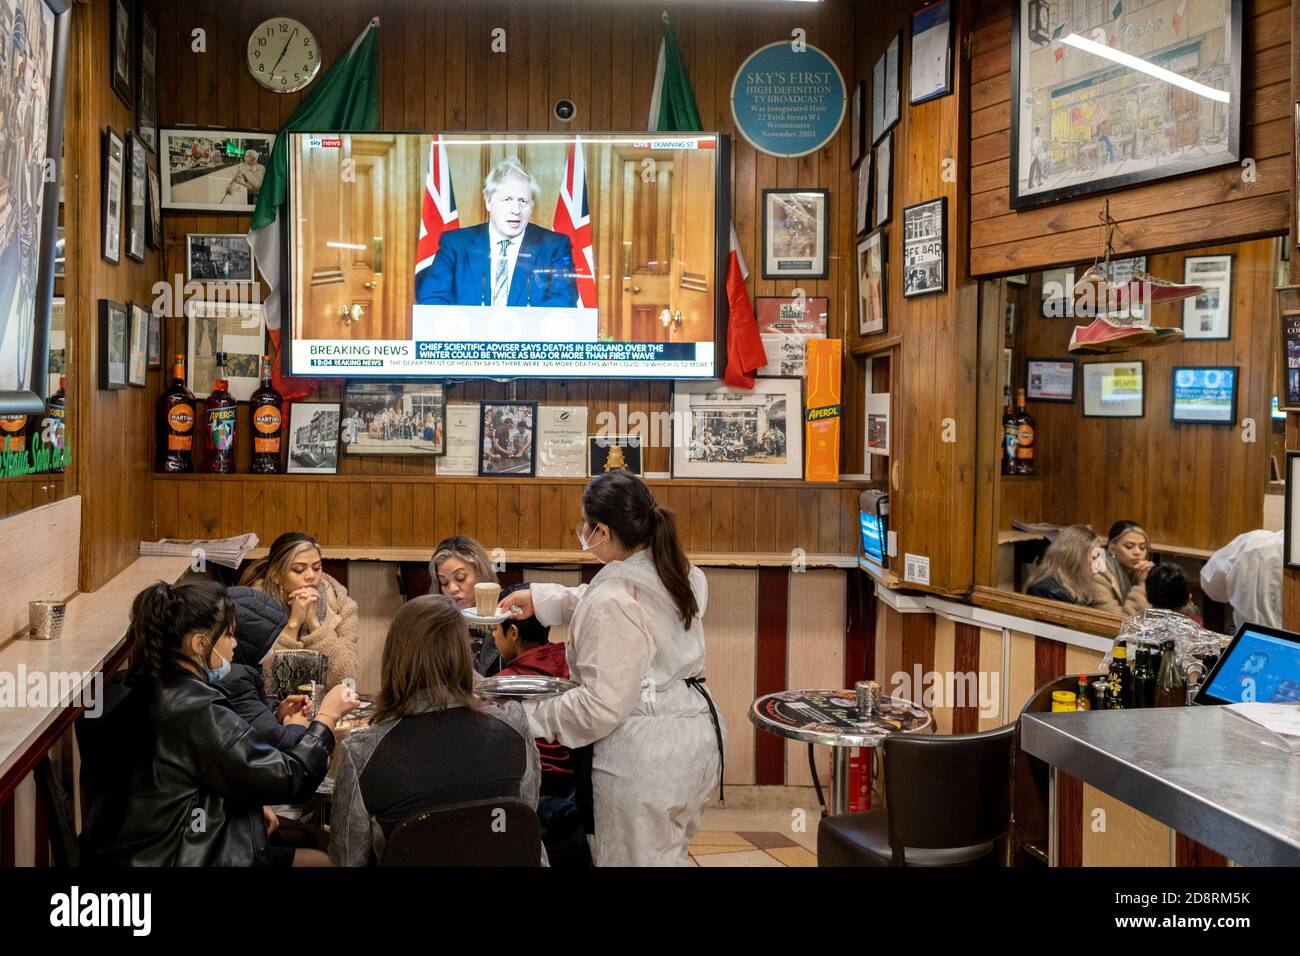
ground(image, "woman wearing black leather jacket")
xmin=82 ymin=580 xmax=358 ymax=867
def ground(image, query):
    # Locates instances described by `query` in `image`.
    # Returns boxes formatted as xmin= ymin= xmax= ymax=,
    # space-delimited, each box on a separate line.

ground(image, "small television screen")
xmin=861 ymin=510 xmax=887 ymax=566
xmin=1171 ymin=366 xmax=1237 ymax=425
xmin=1199 ymin=625 xmax=1300 ymax=705
xmin=1272 ymin=395 xmax=1286 ymax=421
xmin=286 ymin=132 xmax=728 ymax=379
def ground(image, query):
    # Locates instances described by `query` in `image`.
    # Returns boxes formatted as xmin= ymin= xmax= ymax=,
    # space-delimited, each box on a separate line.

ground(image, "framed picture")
xmin=1171 ymin=366 xmax=1237 ymax=426
xmin=855 ymin=153 xmax=872 ymax=237
xmin=48 ymin=297 xmax=66 ymax=394
xmin=1280 ymin=287 xmax=1300 ymax=411
xmin=136 ymin=3 xmax=158 ymax=152
xmin=54 ymin=225 xmax=65 ymax=277
xmin=184 ymin=300 xmax=266 ymax=401
xmin=901 ymin=197 xmax=946 ymax=297
xmin=1002 ymin=347 xmax=1013 ymax=401
xmin=589 ymin=435 xmax=643 ymax=476
xmin=755 ymin=296 xmax=829 ymax=377
xmin=1004 ymin=301 xmax=1016 ymax=338
xmin=1025 ymin=358 xmax=1076 ymax=403
xmin=874 ymin=132 xmax=892 ymax=227
xmin=341 ymin=382 xmax=446 ymax=456
xmin=910 ymin=1 xmax=952 ymax=105
xmin=109 ymin=0 xmax=132 ymax=106
xmin=761 ymin=189 xmax=829 ymax=280
xmin=1040 ymin=267 xmax=1076 ymax=318
xmin=186 ymin=234 xmax=255 ymax=283
xmin=1010 ymin=0 xmax=1243 ymax=210
xmin=536 ymin=406 xmax=589 ymax=478
xmin=146 ymin=308 xmax=162 ymax=369
xmin=865 ymin=390 xmax=889 ymax=457
xmin=1082 ymin=361 xmax=1144 ymax=419
xmin=146 ymin=150 xmax=163 ymax=249
xmin=1182 ymin=254 xmax=1233 ymax=340
xmin=856 ymin=230 xmax=887 ymax=337
xmin=479 ymin=402 xmax=537 ymax=476
xmin=286 ymin=402 xmax=341 ymax=475
xmin=128 ymin=303 xmax=148 ymax=387
xmin=125 ymin=132 xmax=147 ymax=263
xmin=98 ymin=299 xmax=129 ymax=390
xmin=102 ymin=127 xmax=124 ymax=265
xmin=871 ymin=30 xmax=902 ymax=145
xmin=1286 ymin=452 xmax=1300 ymax=570
xmin=670 ymin=377 xmax=804 ymax=480
xmin=160 ymin=128 xmax=276 ymax=213
xmin=850 ymin=80 xmax=866 ymax=168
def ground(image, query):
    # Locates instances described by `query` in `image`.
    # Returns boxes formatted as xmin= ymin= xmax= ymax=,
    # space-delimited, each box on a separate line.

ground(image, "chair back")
xmin=382 ymin=797 xmax=542 ymax=867
xmin=882 ymin=724 xmax=1015 ymax=863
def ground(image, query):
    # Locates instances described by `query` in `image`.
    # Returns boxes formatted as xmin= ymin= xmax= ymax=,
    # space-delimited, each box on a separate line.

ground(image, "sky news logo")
xmin=50 ymin=887 xmax=151 ymax=936
xmin=307 ymin=136 xmax=343 ymax=148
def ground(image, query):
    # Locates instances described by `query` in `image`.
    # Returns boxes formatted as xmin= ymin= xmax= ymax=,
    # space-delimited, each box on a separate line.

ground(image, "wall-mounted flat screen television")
xmin=286 ymin=132 xmax=729 ymax=379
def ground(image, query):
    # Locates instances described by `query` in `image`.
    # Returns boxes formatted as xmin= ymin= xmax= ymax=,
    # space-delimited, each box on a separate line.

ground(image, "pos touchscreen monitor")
xmin=1195 ymin=622 xmax=1300 ymax=706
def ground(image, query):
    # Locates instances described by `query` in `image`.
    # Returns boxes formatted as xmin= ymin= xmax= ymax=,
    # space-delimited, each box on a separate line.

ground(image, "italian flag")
xmin=247 ymin=18 xmax=381 ymax=400
xmin=648 ymin=14 xmax=766 ymax=390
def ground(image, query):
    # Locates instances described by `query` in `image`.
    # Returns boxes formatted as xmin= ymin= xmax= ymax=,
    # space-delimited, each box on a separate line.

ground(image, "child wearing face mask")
xmin=80 ymin=581 xmax=358 ymax=867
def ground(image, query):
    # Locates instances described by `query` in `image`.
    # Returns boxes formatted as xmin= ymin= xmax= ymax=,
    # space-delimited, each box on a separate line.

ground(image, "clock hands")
xmin=269 ymin=27 xmax=298 ymax=79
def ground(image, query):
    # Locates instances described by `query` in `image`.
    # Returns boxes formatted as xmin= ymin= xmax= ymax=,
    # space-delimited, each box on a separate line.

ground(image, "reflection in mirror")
xmin=990 ymin=235 xmax=1288 ymax=636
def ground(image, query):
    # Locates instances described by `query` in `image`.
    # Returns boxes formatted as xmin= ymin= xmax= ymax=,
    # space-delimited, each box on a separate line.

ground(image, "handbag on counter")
xmin=266 ymin=650 xmax=330 ymax=701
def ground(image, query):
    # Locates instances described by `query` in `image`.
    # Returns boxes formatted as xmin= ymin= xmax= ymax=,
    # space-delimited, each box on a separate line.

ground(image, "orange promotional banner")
xmin=804 ymin=338 xmax=841 ymax=482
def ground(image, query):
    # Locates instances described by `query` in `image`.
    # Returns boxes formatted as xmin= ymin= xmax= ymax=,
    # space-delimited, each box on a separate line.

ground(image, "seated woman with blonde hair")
xmin=429 ymin=534 xmax=502 ymax=675
xmin=1091 ymin=520 xmax=1152 ymax=616
xmin=240 ymin=532 xmax=358 ymax=690
xmin=1025 ymin=525 xmax=1104 ymax=606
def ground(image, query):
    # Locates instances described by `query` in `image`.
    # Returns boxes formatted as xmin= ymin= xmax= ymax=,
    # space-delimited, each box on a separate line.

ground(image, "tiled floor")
xmin=688 ymin=808 xmax=820 ymax=867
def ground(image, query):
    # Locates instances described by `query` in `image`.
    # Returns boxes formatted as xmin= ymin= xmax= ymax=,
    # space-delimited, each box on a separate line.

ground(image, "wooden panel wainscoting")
xmin=968 ymin=0 xmax=1292 ymax=276
xmin=0 ymin=477 xmax=66 ymax=520
xmin=784 ymin=570 xmax=846 ymax=787
xmin=754 ymin=566 xmax=790 ymax=786
xmin=1056 ymin=769 xmax=1084 ymax=867
xmin=951 ymin=622 xmax=982 ymax=734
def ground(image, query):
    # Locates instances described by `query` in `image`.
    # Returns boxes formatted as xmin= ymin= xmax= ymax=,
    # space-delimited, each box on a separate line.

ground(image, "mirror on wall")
xmin=983 ymin=235 xmax=1288 ymax=634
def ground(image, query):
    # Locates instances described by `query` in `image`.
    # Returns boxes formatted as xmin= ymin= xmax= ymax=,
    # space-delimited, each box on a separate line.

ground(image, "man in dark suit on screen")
xmin=415 ymin=159 xmax=579 ymax=308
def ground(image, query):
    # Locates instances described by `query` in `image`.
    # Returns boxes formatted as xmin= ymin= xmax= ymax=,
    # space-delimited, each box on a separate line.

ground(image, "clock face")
xmin=247 ymin=17 xmax=321 ymax=93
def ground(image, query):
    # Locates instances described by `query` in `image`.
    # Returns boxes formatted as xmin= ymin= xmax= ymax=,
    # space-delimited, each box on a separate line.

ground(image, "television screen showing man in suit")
xmin=287 ymin=132 xmax=724 ymax=380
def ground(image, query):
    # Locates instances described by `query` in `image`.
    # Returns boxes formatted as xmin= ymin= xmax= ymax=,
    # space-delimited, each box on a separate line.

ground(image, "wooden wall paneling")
xmin=0 ymin=497 xmax=81 ymax=642
xmin=700 ymin=568 xmax=759 ymax=787
xmin=1080 ymin=783 xmax=1172 ymax=867
xmin=930 ymin=616 xmax=956 ymax=735
xmin=1057 ymin=769 xmax=1084 ymax=867
xmin=753 ymin=566 xmax=789 ymax=785
xmin=976 ymin=625 xmax=1006 ymax=730
xmin=347 ymin=559 xmax=404 ymax=695
xmin=784 ymin=570 xmax=845 ymax=787
xmin=1006 ymin=629 xmax=1038 ymax=717
xmin=1285 ymin=0 xmax=1300 ymax=633
xmin=951 ymin=621 xmax=982 ymax=734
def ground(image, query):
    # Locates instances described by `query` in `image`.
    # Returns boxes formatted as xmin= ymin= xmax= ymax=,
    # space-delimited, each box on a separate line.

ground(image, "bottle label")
xmin=168 ymin=403 xmax=195 ymax=451
xmin=0 ymin=414 xmax=26 ymax=452
xmin=208 ymin=407 xmax=236 ymax=453
xmin=253 ymin=405 xmax=281 ymax=434
xmin=1016 ymin=425 xmax=1034 ymax=458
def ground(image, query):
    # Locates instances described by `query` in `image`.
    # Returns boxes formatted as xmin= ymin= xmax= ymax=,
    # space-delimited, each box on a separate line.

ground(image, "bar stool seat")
xmin=818 ymin=809 xmax=997 ymax=867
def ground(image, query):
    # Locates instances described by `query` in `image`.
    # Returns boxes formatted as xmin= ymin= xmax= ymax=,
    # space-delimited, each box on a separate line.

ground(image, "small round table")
xmin=749 ymin=689 xmax=932 ymax=816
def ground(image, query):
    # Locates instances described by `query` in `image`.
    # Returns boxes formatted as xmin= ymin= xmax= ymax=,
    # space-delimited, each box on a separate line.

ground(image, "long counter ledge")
xmin=1021 ymin=707 xmax=1300 ymax=867
xmin=246 ymin=546 xmax=860 ymax=569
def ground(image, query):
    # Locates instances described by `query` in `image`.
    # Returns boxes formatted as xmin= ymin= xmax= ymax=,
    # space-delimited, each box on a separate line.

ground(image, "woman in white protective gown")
xmin=498 ymin=470 xmax=724 ymax=866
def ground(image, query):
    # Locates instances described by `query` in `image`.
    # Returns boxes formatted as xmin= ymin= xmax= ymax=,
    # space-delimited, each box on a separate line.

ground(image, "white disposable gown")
xmin=523 ymin=549 xmax=724 ymax=866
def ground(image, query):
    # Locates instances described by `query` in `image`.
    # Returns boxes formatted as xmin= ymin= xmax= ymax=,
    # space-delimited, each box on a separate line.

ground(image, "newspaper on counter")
xmin=1223 ymin=704 xmax=1300 ymax=754
xmin=140 ymin=533 xmax=259 ymax=569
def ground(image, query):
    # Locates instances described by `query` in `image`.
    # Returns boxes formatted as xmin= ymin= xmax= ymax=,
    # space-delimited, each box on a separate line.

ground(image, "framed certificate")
xmin=536 ymin=406 xmax=589 ymax=478
xmin=1025 ymin=359 xmax=1075 ymax=403
xmin=1082 ymin=361 xmax=1144 ymax=419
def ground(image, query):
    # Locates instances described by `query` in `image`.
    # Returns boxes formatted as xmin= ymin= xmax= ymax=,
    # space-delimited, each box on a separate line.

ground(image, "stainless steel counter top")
xmin=1021 ymin=706 xmax=1300 ymax=867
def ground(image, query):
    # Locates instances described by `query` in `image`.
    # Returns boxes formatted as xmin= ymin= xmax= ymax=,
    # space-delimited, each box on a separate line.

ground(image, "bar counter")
xmin=1022 ymin=707 xmax=1300 ymax=867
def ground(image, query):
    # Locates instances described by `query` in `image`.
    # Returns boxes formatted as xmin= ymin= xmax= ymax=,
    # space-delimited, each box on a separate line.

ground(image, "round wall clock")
xmin=247 ymin=17 xmax=321 ymax=93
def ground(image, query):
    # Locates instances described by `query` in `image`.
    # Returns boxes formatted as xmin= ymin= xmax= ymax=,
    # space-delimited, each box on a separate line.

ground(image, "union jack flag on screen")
xmin=415 ymin=134 xmax=459 ymax=278
xmin=553 ymin=137 xmax=597 ymax=308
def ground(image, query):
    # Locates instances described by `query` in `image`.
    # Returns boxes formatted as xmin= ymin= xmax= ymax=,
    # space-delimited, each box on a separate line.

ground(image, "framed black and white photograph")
xmin=54 ymin=225 xmax=65 ymax=277
xmin=186 ymin=234 xmax=255 ymax=283
xmin=874 ymin=132 xmax=892 ymax=227
xmin=146 ymin=308 xmax=162 ymax=369
xmin=1004 ymin=301 xmax=1016 ymax=338
xmin=762 ymin=189 xmax=829 ymax=280
xmin=755 ymin=296 xmax=828 ymax=378
xmin=589 ymin=435 xmax=643 ymax=477
xmin=136 ymin=3 xmax=158 ymax=151
xmin=185 ymin=300 xmax=265 ymax=401
xmin=1040 ymin=267 xmax=1076 ymax=318
xmin=102 ymin=127 xmax=124 ymax=265
xmin=910 ymin=1 xmax=952 ymax=105
xmin=901 ymin=197 xmax=946 ymax=297
xmin=286 ymin=402 xmax=341 ymax=475
xmin=671 ymin=377 xmax=804 ymax=480
xmin=856 ymin=230 xmax=886 ymax=337
xmin=128 ymin=302 xmax=147 ymax=387
xmin=1171 ymin=366 xmax=1237 ymax=426
xmin=479 ymin=402 xmax=537 ymax=476
xmin=1182 ymin=254 xmax=1233 ymax=340
xmin=1026 ymin=358 xmax=1076 ymax=403
xmin=1082 ymin=360 xmax=1144 ymax=419
xmin=160 ymin=128 xmax=275 ymax=213
xmin=109 ymin=0 xmax=132 ymax=106
xmin=48 ymin=297 xmax=65 ymax=393
xmin=850 ymin=80 xmax=866 ymax=168
xmin=98 ymin=299 xmax=128 ymax=390
xmin=1281 ymin=288 xmax=1300 ymax=411
xmin=125 ymin=132 xmax=147 ymax=263
xmin=1285 ymin=452 xmax=1300 ymax=570
xmin=146 ymin=149 xmax=163 ymax=249
xmin=341 ymin=382 xmax=446 ymax=456
xmin=1010 ymin=0 xmax=1243 ymax=210
xmin=855 ymin=152 xmax=872 ymax=236
xmin=871 ymin=30 xmax=902 ymax=145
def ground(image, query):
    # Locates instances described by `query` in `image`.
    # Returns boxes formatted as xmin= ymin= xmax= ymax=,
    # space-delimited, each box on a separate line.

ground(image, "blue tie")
xmin=492 ymin=239 xmax=511 ymax=307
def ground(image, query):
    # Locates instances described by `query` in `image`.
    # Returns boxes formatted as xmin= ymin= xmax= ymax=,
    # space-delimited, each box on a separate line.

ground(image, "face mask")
xmin=578 ymin=523 xmax=603 ymax=553
xmin=1090 ymin=548 xmax=1107 ymax=575
xmin=203 ymin=649 xmax=231 ymax=683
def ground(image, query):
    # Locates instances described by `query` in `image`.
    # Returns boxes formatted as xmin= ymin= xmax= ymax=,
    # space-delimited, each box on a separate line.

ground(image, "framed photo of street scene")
xmin=670 ymin=378 xmax=804 ymax=480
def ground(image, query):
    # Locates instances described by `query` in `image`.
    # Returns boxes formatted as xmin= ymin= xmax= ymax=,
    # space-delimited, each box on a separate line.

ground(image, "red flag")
xmin=266 ymin=326 xmax=319 ymax=402
xmin=553 ymin=137 xmax=597 ymax=307
xmin=723 ymin=226 xmax=767 ymax=389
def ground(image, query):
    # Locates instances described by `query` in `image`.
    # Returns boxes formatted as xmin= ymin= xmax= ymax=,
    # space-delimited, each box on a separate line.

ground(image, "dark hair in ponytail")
xmin=127 ymin=580 xmax=235 ymax=682
xmin=583 ymin=471 xmax=698 ymax=628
